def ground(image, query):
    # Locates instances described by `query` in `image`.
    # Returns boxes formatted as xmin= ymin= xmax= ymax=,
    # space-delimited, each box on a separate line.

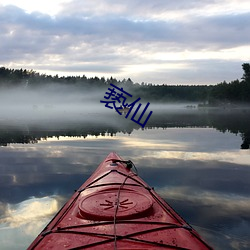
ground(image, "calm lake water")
xmin=0 ymin=105 xmax=250 ymax=249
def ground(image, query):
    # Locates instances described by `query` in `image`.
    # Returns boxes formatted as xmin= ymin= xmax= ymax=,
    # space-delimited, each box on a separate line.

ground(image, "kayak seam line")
xmin=54 ymin=225 xmax=191 ymax=250
xmin=81 ymin=182 xmax=142 ymax=190
xmin=82 ymin=170 xmax=114 ymax=189
xmin=56 ymin=220 xmax=181 ymax=230
xmin=55 ymin=225 xmax=192 ymax=235
xmin=78 ymin=169 xmax=151 ymax=193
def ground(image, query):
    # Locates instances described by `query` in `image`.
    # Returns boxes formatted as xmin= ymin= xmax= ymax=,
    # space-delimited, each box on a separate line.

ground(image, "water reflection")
xmin=0 ymin=108 xmax=250 ymax=249
xmin=0 ymin=107 xmax=250 ymax=149
xmin=1 ymin=196 xmax=59 ymax=228
xmin=0 ymin=196 xmax=62 ymax=250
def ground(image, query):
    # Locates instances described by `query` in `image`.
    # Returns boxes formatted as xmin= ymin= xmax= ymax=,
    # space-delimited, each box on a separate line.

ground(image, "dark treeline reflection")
xmin=0 ymin=107 xmax=250 ymax=149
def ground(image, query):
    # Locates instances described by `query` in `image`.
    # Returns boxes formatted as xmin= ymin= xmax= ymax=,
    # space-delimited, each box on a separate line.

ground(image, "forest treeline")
xmin=0 ymin=63 xmax=250 ymax=104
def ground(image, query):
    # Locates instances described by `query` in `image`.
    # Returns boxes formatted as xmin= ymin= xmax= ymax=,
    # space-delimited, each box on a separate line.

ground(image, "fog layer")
xmin=0 ymin=85 xmax=109 ymax=123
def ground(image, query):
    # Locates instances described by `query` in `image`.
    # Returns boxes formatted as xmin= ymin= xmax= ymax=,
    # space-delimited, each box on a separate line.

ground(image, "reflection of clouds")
xmin=4 ymin=128 xmax=246 ymax=171
xmin=5 ymin=143 xmax=100 ymax=176
xmin=0 ymin=202 xmax=7 ymax=218
xmin=120 ymin=139 xmax=185 ymax=150
xmin=153 ymin=150 xmax=250 ymax=166
xmin=0 ymin=196 xmax=61 ymax=250
xmin=116 ymin=127 xmax=243 ymax=152
xmin=157 ymin=186 xmax=250 ymax=249
xmin=117 ymin=128 xmax=189 ymax=151
xmin=194 ymin=223 xmax=250 ymax=250
xmin=0 ymin=127 xmax=249 ymax=249
xmin=157 ymin=186 xmax=250 ymax=216
xmin=0 ymin=196 xmax=59 ymax=230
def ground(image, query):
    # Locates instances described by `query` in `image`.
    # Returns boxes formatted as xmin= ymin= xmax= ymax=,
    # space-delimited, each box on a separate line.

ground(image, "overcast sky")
xmin=0 ymin=0 xmax=250 ymax=85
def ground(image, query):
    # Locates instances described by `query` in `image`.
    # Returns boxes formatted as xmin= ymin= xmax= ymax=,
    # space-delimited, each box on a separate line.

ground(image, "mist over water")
xmin=1 ymin=84 xmax=250 ymax=149
xmin=0 ymin=85 xmax=170 ymax=133
xmin=0 ymin=85 xmax=107 ymax=123
xmin=0 ymin=85 xmax=197 ymax=123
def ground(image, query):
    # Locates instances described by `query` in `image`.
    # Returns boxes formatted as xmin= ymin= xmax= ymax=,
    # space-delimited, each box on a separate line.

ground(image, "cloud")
xmin=9 ymin=5 xmax=248 ymax=49
xmin=58 ymin=0 xmax=243 ymax=19
xmin=0 ymin=1 xmax=250 ymax=84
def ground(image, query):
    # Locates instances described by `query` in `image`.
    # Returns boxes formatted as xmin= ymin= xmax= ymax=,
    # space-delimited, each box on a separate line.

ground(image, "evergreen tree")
xmin=242 ymin=63 xmax=250 ymax=83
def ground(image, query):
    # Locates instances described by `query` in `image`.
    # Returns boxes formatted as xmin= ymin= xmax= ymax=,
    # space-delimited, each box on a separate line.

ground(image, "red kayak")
xmin=28 ymin=152 xmax=213 ymax=249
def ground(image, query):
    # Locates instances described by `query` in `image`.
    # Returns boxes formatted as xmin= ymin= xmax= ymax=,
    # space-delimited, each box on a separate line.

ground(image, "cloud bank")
xmin=0 ymin=0 xmax=250 ymax=84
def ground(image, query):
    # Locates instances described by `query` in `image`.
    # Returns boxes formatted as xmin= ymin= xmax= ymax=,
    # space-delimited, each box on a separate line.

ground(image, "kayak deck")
xmin=28 ymin=152 xmax=213 ymax=249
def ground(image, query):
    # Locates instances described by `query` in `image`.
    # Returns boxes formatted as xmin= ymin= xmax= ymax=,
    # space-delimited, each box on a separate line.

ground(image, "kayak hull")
xmin=28 ymin=152 xmax=213 ymax=249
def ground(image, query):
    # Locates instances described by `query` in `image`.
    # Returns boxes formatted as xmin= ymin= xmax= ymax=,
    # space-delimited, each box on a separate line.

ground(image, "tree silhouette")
xmin=0 ymin=63 xmax=250 ymax=104
xmin=242 ymin=63 xmax=250 ymax=82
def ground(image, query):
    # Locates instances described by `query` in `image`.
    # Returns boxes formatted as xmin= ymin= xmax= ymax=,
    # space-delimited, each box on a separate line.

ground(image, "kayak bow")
xmin=28 ymin=152 xmax=213 ymax=249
